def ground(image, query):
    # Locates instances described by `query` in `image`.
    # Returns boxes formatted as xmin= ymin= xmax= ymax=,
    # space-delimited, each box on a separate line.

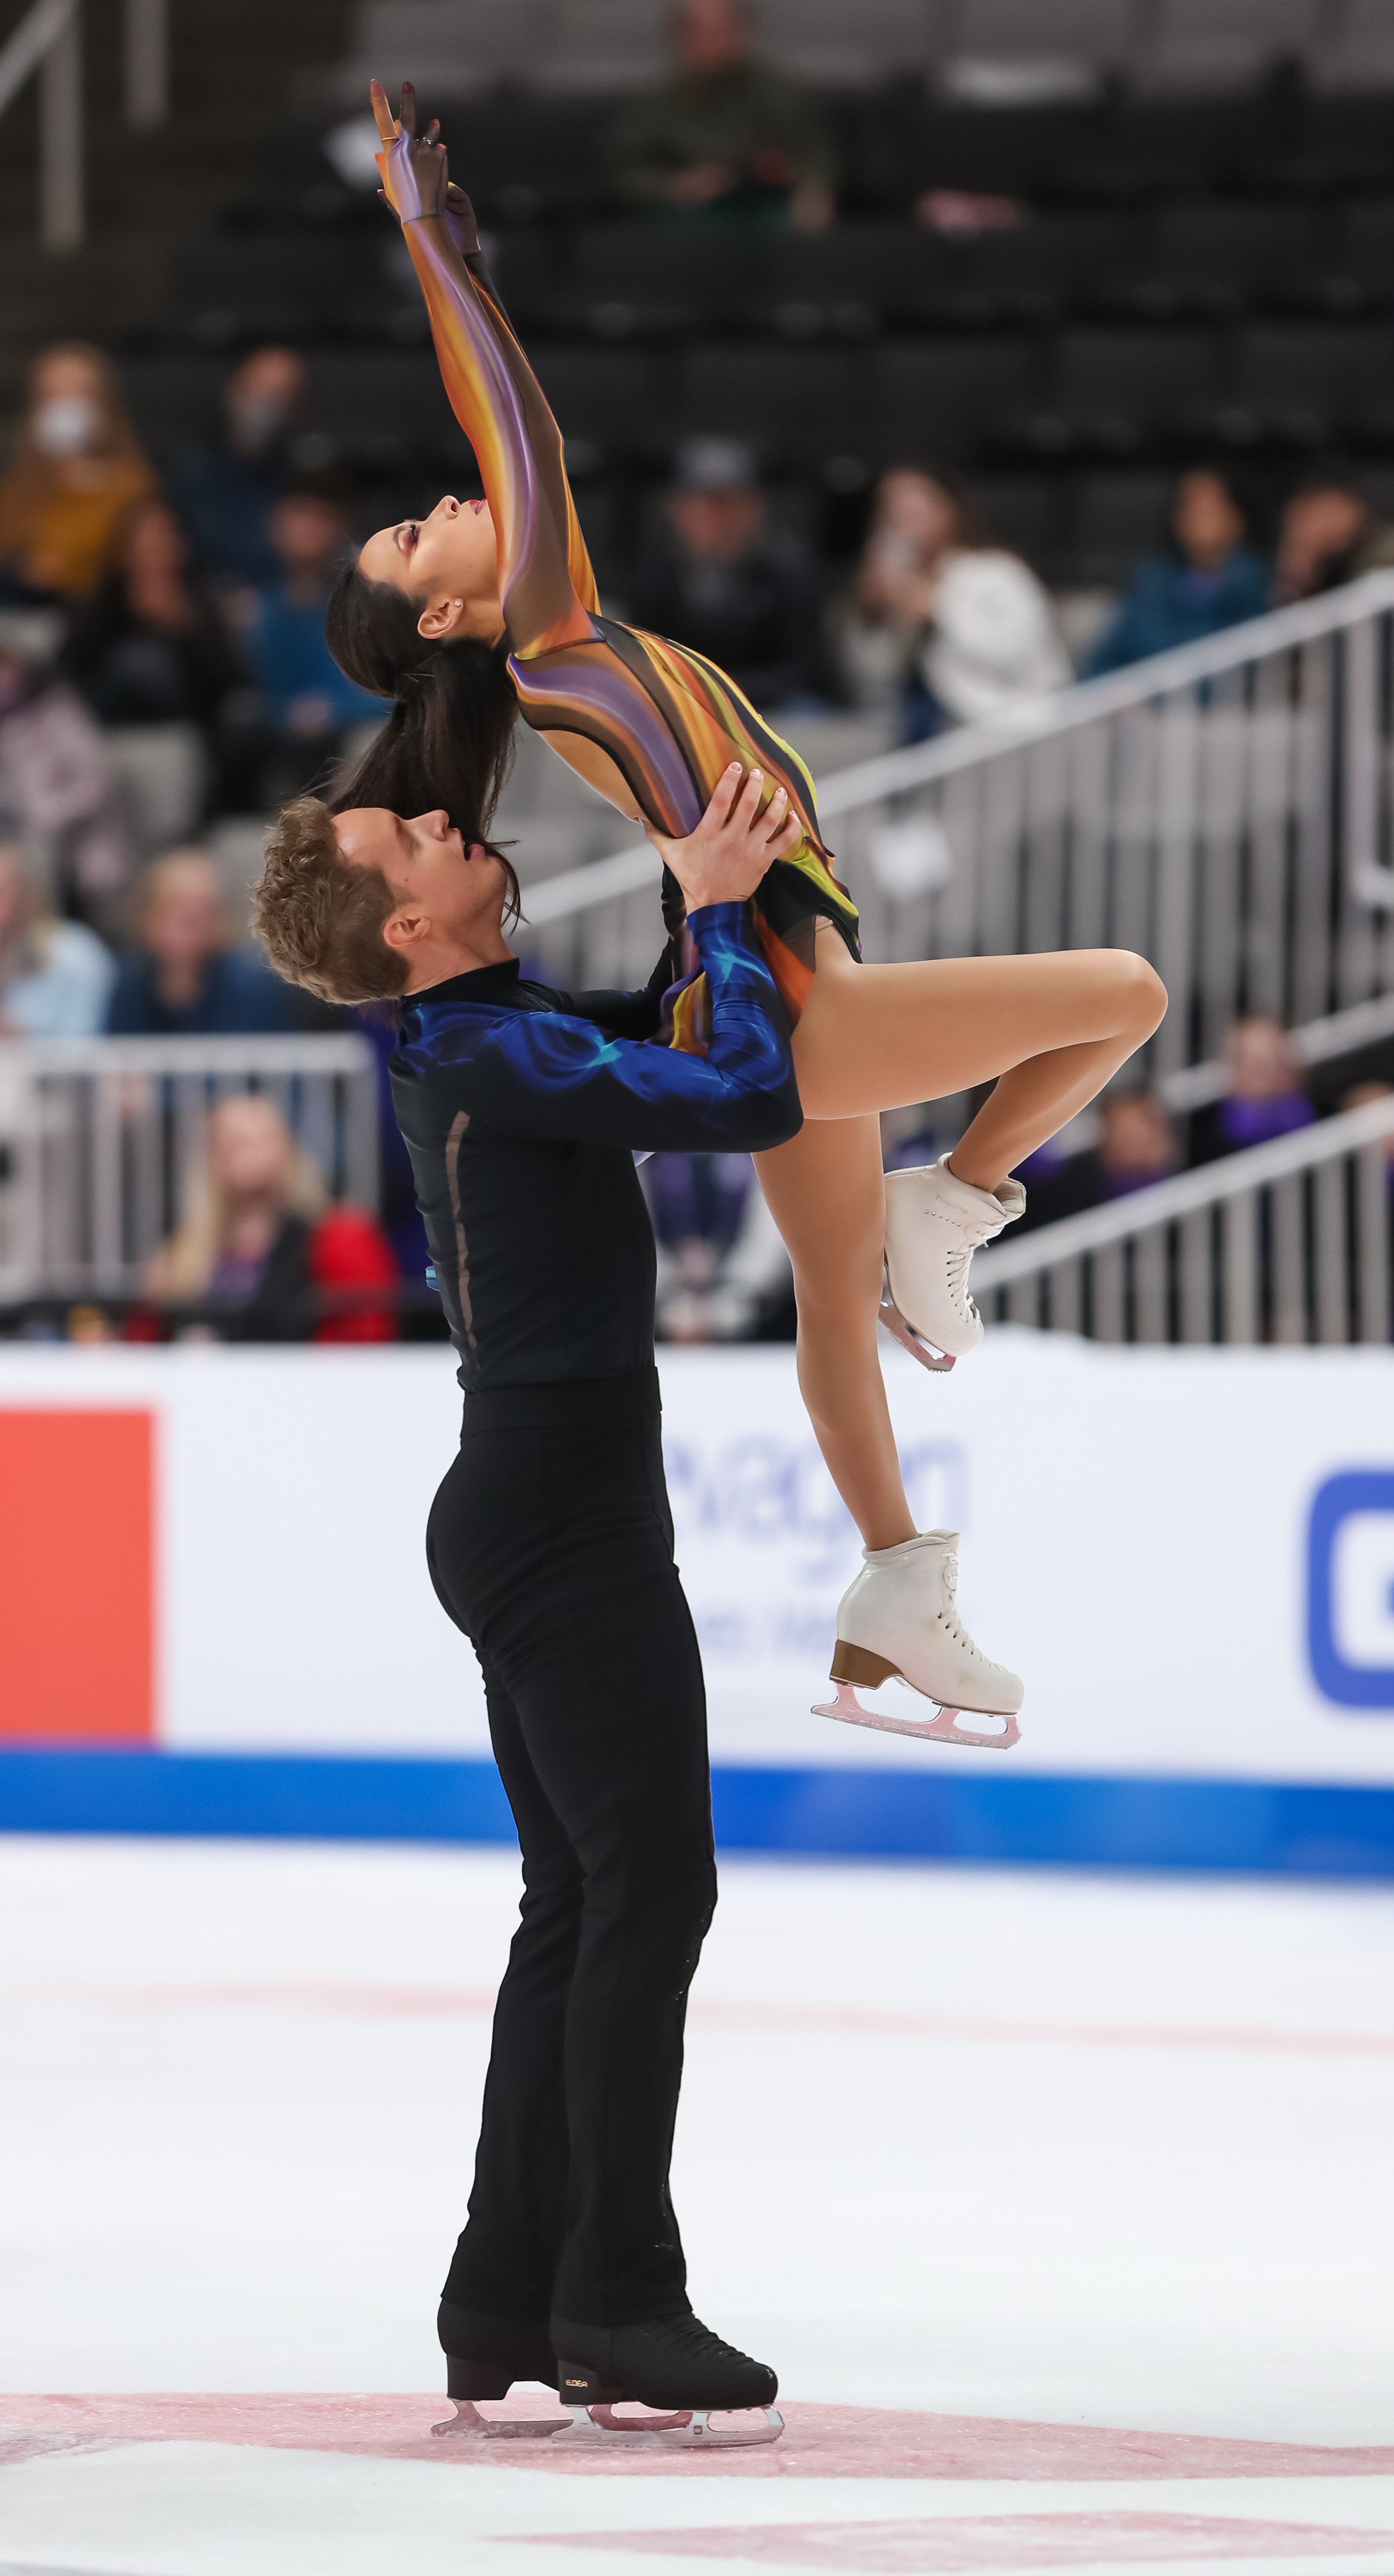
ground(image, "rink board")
xmin=3 ymin=1335 xmax=1394 ymax=1870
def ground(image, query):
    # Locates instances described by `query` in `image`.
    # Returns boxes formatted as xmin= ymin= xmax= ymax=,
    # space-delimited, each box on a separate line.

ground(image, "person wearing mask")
xmin=1188 ymin=1019 xmax=1314 ymax=1166
xmin=607 ymin=0 xmax=835 ymax=229
xmin=167 ymin=346 xmax=310 ymax=590
xmin=0 ymin=843 xmax=116 ymax=1036
xmin=1086 ymin=470 xmax=1270 ymax=677
xmin=0 ymin=344 xmax=157 ymax=605
xmin=232 ymin=480 xmax=381 ymax=805
xmin=140 ymin=1091 xmax=397 ymax=1341
xmin=1272 ymin=477 xmax=1394 ymax=607
xmin=626 ymin=439 xmax=829 ymax=711
xmin=835 ymin=463 xmax=1068 ymax=740
xmin=106 ymin=848 xmax=293 ymax=1036
xmin=58 ymin=500 xmax=245 ymax=738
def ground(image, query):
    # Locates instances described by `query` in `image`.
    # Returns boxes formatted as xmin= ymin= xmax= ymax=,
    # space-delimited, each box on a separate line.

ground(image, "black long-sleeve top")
xmin=389 ymin=901 xmax=801 ymax=1390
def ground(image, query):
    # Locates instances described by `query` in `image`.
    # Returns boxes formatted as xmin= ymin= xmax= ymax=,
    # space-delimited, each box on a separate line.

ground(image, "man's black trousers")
xmin=425 ymin=1365 xmax=716 ymax=2329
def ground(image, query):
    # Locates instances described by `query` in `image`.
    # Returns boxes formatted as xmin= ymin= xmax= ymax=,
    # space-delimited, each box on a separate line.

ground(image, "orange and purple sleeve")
xmin=379 ymin=130 xmax=597 ymax=653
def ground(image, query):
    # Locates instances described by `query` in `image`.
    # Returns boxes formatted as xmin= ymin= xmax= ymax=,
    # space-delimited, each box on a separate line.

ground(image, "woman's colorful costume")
xmin=380 ymin=130 xmax=860 ymax=1050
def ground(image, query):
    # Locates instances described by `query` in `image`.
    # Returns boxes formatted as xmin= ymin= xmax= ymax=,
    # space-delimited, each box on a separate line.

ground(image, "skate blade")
xmin=431 ymin=2400 xmax=574 ymax=2441
xmin=813 ymin=1678 xmax=1021 ymax=1751
xmin=877 ymin=1292 xmax=955 ymax=1373
xmin=552 ymin=2404 xmax=784 ymax=2450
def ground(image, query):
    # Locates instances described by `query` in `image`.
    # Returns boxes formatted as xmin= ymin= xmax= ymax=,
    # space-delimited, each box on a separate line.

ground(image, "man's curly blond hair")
xmin=253 ymin=797 xmax=409 ymax=1006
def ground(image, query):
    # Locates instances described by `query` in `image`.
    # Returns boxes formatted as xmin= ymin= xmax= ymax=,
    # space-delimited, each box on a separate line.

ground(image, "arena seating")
xmin=112 ymin=42 xmax=1394 ymax=596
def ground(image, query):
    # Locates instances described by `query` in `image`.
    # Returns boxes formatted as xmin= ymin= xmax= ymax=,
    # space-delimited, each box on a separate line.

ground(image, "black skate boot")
xmin=431 ymin=2302 xmax=561 ymax=2442
xmin=548 ymin=2309 xmax=783 ymax=2449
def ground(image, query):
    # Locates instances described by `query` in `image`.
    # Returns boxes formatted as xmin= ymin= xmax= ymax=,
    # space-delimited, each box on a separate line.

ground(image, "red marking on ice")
xmin=508 ymin=2514 xmax=1394 ymax=2567
xmin=6 ymin=2400 xmax=1394 ymax=2484
xmin=16 ymin=1981 xmax=1394 ymax=2062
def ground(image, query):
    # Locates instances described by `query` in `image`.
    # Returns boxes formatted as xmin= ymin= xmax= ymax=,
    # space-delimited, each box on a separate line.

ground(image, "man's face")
xmin=334 ymin=807 xmax=507 ymax=965
xmin=676 ymin=0 xmax=751 ymax=75
xmin=272 ymin=495 xmax=346 ymax=579
xmin=671 ymin=485 xmax=764 ymax=564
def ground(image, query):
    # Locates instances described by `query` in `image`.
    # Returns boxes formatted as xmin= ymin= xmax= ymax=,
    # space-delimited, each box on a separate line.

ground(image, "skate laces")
xmin=936 ymin=1552 xmax=995 ymax=1671
xmin=664 ymin=2313 xmax=752 ymax=2367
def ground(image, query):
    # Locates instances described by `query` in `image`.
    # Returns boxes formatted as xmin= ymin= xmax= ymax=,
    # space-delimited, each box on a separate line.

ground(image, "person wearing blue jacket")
xmin=1086 ymin=469 xmax=1270 ymax=678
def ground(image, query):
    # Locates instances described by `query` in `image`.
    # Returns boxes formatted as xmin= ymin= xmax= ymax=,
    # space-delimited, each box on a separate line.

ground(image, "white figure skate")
xmin=813 ymin=1528 xmax=1023 ymax=1750
xmin=881 ymin=1156 xmax=1026 ymax=1369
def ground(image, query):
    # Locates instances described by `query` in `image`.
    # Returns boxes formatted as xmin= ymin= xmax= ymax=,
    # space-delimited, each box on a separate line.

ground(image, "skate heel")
xmin=829 ymin=1640 xmax=900 ymax=1688
xmin=446 ymin=2354 xmax=510 ymax=2402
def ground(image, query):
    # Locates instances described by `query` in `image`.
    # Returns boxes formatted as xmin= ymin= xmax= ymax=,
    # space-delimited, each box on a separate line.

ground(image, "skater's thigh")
xmin=792 ymin=927 xmax=1154 ymax=1119
xmin=506 ymin=1565 xmax=713 ymax=1892
xmin=753 ymin=1114 xmax=886 ymax=1316
xmin=480 ymin=1654 xmax=582 ymax=1902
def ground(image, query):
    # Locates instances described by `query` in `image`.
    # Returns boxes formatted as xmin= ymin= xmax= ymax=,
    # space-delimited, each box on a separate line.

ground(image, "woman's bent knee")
xmin=1113 ymin=950 xmax=1167 ymax=1039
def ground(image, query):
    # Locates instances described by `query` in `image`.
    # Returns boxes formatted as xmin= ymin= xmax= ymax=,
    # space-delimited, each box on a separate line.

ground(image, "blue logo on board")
xmin=1307 ymin=1471 xmax=1394 ymax=1709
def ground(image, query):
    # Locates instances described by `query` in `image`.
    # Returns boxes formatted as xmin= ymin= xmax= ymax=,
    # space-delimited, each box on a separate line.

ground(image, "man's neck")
xmin=405 ymin=930 xmax=514 ymax=994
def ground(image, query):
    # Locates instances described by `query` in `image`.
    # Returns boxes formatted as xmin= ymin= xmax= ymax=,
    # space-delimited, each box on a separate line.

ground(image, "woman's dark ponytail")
xmin=325 ymin=565 xmax=522 ymax=926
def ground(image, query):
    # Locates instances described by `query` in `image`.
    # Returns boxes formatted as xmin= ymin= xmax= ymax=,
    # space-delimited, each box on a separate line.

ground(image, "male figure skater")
xmin=254 ymin=764 xmax=802 ymax=2444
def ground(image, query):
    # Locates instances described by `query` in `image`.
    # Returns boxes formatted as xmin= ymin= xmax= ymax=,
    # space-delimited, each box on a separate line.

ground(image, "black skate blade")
xmin=552 ymin=2403 xmax=784 ymax=2450
xmin=877 ymin=1293 xmax=955 ymax=1372
xmin=813 ymin=1678 xmax=1020 ymax=1751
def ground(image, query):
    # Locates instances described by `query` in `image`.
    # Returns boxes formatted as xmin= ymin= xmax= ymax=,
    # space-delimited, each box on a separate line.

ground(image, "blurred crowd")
xmin=3 ymin=0 xmax=1393 ymax=1348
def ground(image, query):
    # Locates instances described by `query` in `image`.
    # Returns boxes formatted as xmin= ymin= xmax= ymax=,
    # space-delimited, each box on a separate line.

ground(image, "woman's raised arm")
xmin=371 ymin=81 xmax=597 ymax=655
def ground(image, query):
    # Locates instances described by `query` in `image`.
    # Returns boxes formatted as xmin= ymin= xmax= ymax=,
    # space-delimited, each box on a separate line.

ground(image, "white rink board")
xmin=4 ymin=1335 xmax=1394 ymax=1783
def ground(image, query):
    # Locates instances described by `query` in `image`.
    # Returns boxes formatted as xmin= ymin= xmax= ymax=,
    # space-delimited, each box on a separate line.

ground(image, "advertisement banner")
xmin=3 ymin=1338 xmax=1394 ymax=1850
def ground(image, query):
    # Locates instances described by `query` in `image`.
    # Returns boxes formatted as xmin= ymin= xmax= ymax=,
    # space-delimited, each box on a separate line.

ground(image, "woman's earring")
xmin=453 ymin=598 xmax=462 ymax=607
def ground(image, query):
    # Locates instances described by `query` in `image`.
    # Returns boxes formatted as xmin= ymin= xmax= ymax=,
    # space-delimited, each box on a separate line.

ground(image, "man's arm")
xmin=402 ymin=904 xmax=801 ymax=1157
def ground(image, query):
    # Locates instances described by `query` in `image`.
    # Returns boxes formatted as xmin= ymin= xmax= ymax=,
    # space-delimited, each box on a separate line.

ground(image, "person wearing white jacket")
xmin=921 ymin=543 xmax=1070 ymax=726
xmin=834 ymin=466 xmax=1069 ymax=735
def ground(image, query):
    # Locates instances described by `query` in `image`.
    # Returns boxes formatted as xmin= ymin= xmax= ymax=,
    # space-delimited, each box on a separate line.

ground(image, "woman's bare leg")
xmin=793 ymin=934 xmax=1167 ymax=1188
xmin=753 ymin=935 xmax=1167 ymax=1550
xmin=754 ymin=1114 xmax=916 ymax=1550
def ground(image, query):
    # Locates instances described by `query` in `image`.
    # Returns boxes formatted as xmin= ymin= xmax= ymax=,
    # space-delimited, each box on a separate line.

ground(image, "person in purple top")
xmin=1189 ymin=1020 xmax=1314 ymax=1167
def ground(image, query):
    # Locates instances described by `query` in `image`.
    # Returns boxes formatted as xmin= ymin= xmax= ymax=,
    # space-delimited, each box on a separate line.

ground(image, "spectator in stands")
xmin=1086 ymin=470 xmax=1269 ymax=678
xmin=0 ymin=843 xmax=115 ymax=1037
xmin=627 ymin=438 xmax=829 ymax=710
xmin=106 ymin=848 xmax=293 ymax=1036
xmin=1016 ymin=1091 xmax=1179 ymax=1230
xmin=1273 ymin=476 xmax=1394 ymax=607
xmin=643 ymin=1149 xmax=794 ymax=1340
xmin=0 ymin=344 xmax=157 ymax=606
xmin=833 ymin=464 xmax=1068 ymax=740
xmin=607 ymin=0 xmax=835 ymax=230
xmin=229 ymin=479 xmax=380 ymax=806
xmin=167 ymin=346 xmax=310 ymax=590
xmin=1189 ymin=1018 xmax=1314 ymax=1166
xmin=0 ymin=641 xmax=133 ymax=931
xmin=58 ymin=501 xmax=245 ymax=745
xmin=141 ymin=1092 xmax=398 ymax=1343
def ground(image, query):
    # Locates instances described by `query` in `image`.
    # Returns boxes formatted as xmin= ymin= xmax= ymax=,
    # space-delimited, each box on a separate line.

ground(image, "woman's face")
xmin=875 ymin=472 xmax=958 ymax=562
xmin=1173 ymin=471 xmax=1245 ymax=571
xmin=357 ymin=493 xmax=504 ymax=642
xmin=30 ymin=352 xmax=110 ymax=459
xmin=126 ymin=504 xmax=187 ymax=584
xmin=208 ymin=1097 xmax=293 ymax=1203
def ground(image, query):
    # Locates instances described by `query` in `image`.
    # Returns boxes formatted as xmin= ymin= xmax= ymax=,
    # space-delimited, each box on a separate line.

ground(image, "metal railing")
xmin=0 ymin=0 xmax=168 ymax=251
xmin=0 ymin=1033 xmax=379 ymax=1300
xmin=518 ymin=574 xmax=1394 ymax=1083
xmin=970 ymin=1092 xmax=1394 ymax=1347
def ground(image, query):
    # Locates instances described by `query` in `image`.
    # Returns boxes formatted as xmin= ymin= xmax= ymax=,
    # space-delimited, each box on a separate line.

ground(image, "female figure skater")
xmin=326 ymin=85 xmax=1167 ymax=1735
